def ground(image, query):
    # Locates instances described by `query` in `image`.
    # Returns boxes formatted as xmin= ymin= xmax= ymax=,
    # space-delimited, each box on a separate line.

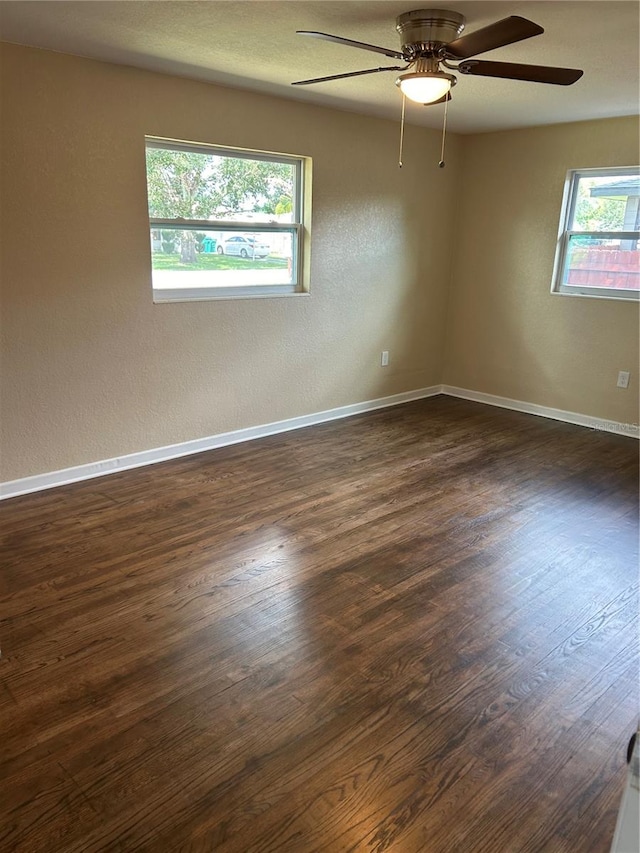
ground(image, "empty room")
xmin=1 ymin=2 xmax=639 ymax=851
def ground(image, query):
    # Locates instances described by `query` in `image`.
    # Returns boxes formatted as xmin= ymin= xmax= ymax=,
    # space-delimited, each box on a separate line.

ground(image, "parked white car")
xmin=217 ymin=235 xmax=270 ymax=259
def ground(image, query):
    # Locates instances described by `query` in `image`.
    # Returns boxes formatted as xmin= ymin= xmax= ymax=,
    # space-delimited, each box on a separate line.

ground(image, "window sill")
xmin=551 ymin=288 xmax=639 ymax=303
xmin=153 ymin=289 xmax=310 ymax=303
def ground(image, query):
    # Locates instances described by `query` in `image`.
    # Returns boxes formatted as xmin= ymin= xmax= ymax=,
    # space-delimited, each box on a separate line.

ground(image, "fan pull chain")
xmin=439 ymin=94 xmax=449 ymax=168
xmin=398 ymin=94 xmax=406 ymax=168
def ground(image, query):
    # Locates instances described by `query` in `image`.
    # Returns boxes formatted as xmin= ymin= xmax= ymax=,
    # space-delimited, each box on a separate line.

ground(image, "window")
xmin=145 ymin=138 xmax=309 ymax=301
xmin=552 ymin=166 xmax=640 ymax=301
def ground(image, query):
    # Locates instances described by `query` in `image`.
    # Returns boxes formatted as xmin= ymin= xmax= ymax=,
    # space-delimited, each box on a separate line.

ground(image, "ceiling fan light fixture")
xmin=396 ymin=71 xmax=456 ymax=104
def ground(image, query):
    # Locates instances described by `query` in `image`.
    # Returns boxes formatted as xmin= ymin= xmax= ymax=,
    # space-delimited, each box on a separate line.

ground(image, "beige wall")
xmin=443 ymin=117 xmax=639 ymax=424
xmin=1 ymin=44 xmax=638 ymax=486
xmin=0 ymin=44 xmax=460 ymax=481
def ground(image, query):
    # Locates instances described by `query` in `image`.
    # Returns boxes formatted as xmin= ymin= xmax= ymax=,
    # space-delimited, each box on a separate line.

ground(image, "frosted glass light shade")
xmin=396 ymin=72 xmax=453 ymax=104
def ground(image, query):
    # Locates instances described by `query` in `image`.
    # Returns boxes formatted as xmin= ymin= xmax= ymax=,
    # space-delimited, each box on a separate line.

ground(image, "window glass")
xmin=144 ymin=139 xmax=307 ymax=301
xmin=570 ymin=175 xmax=634 ymax=232
xmin=552 ymin=168 xmax=639 ymax=300
xmin=146 ymin=147 xmax=297 ymax=224
xmin=150 ymin=229 xmax=295 ymax=294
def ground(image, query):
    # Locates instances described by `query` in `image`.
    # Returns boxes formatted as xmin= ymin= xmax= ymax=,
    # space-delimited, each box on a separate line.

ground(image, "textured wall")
xmin=0 ymin=44 xmax=460 ymax=481
xmin=2 ymin=44 xmax=637 ymax=485
xmin=443 ymin=116 xmax=639 ymax=425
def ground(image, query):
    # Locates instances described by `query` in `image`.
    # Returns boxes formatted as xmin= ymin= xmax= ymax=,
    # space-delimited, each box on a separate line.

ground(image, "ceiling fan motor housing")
xmin=396 ymin=9 xmax=465 ymax=54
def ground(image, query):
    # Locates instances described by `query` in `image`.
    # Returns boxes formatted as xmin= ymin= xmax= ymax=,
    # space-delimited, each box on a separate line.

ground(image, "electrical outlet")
xmin=617 ymin=370 xmax=630 ymax=389
xmin=381 ymin=351 xmax=389 ymax=367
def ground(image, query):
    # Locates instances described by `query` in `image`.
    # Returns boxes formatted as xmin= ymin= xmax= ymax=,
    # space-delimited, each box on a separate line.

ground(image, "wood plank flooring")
xmin=1 ymin=396 xmax=638 ymax=852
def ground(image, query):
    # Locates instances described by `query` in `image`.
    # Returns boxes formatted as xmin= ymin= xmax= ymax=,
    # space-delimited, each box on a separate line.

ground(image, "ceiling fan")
xmin=292 ymin=9 xmax=583 ymax=105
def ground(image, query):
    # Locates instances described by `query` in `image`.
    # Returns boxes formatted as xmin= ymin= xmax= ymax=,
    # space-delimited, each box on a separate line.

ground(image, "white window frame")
xmin=551 ymin=165 xmax=640 ymax=302
xmin=145 ymin=138 xmax=309 ymax=302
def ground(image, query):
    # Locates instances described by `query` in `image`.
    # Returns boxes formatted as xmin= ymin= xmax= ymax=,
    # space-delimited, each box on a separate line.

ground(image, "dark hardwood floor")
xmin=1 ymin=396 xmax=638 ymax=852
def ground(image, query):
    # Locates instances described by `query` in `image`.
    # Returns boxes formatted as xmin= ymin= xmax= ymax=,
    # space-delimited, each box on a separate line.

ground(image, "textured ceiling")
xmin=0 ymin=1 xmax=638 ymax=133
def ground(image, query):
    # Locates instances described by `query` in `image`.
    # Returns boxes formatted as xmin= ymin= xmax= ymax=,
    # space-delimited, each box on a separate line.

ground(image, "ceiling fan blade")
xmin=459 ymin=60 xmax=583 ymax=85
xmin=292 ymin=66 xmax=405 ymax=86
xmin=445 ymin=16 xmax=544 ymax=59
xmin=297 ymin=30 xmax=405 ymax=60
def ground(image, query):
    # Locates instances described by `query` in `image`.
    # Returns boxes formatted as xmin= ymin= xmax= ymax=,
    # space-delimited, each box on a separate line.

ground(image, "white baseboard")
xmin=0 ymin=385 xmax=442 ymax=500
xmin=442 ymin=385 xmax=640 ymax=439
xmin=3 ymin=383 xmax=637 ymax=500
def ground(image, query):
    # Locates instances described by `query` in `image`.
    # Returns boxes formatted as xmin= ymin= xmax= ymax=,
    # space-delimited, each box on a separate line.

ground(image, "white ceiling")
xmin=0 ymin=1 xmax=638 ymax=133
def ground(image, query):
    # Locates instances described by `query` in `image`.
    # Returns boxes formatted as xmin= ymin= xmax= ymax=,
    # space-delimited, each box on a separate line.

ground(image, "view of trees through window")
xmin=560 ymin=171 xmax=639 ymax=297
xmin=145 ymin=142 xmax=303 ymax=297
xmin=572 ymin=177 xmax=628 ymax=231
